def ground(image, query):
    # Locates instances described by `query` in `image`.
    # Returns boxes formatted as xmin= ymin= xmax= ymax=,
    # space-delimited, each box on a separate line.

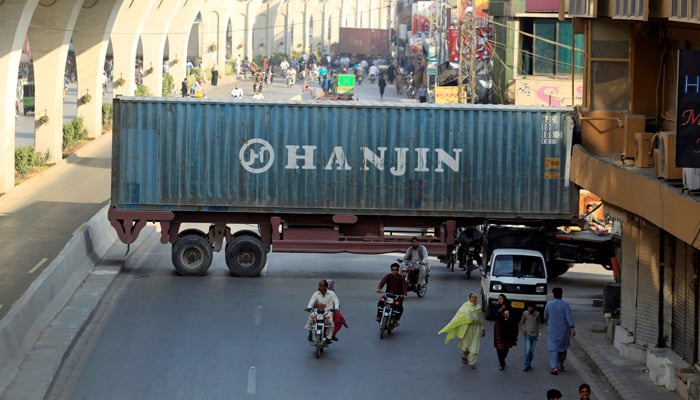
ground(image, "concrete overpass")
xmin=0 ymin=0 xmax=390 ymax=195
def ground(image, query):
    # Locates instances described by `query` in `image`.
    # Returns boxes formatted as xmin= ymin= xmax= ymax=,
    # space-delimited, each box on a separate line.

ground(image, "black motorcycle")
xmin=377 ymin=292 xmax=402 ymax=339
xmin=458 ymin=243 xmax=482 ymax=279
xmin=306 ymin=307 xmax=333 ymax=358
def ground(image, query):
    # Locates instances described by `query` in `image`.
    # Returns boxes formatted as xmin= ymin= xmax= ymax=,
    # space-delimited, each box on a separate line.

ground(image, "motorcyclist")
xmin=305 ymin=279 xmax=339 ymax=344
xmin=376 ymin=263 xmax=408 ymax=326
xmin=368 ymin=64 xmax=380 ymax=82
xmin=454 ymin=227 xmax=483 ymax=270
xmin=286 ymin=68 xmax=296 ymax=86
xmin=403 ymin=236 xmax=429 ymax=288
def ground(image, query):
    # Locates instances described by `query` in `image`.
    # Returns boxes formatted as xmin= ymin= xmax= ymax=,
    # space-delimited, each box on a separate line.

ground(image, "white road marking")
xmin=28 ymin=258 xmax=48 ymax=274
xmin=253 ymin=306 xmax=263 ymax=326
xmin=247 ymin=366 xmax=257 ymax=395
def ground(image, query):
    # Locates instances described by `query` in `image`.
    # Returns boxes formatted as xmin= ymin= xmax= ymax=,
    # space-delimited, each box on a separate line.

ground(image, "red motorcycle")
xmin=397 ymin=259 xmax=428 ymax=297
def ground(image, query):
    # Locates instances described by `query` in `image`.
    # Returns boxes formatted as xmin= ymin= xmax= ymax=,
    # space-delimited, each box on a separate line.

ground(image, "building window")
xmin=588 ymin=20 xmax=630 ymax=111
xmin=569 ymin=0 xmax=597 ymax=17
xmin=613 ymin=0 xmax=648 ymax=20
xmin=670 ymin=0 xmax=700 ymax=22
xmin=520 ymin=19 xmax=584 ymax=76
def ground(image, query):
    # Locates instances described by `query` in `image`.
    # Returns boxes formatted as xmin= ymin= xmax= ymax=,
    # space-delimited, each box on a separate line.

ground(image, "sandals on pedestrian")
xmin=550 ymin=368 xmax=559 ymax=375
xmin=469 ymin=365 xmax=476 ymax=369
xmin=461 ymin=356 xmax=468 ymax=365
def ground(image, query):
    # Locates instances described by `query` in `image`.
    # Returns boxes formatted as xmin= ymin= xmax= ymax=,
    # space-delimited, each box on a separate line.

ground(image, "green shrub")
xmin=15 ymin=146 xmax=48 ymax=175
xmin=135 ymin=84 xmax=149 ymax=97
xmin=162 ymin=73 xmax=174 ymax=96
xmin=62 ymin=117 xmax=88 ymax=150
xmin=102 ymin=104 xmax=113 ymax=127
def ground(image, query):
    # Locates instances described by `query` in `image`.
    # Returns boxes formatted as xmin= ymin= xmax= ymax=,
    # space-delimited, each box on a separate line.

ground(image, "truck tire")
xmin=225 ymin=235 xmax=266 ymax=277
xmin=171 ymin=234 xmax=213 ymax=276
xmin=178 ymin=228 xmax=206 ymax=239
xmin=547 ymin=262 xmax=572 ymax=279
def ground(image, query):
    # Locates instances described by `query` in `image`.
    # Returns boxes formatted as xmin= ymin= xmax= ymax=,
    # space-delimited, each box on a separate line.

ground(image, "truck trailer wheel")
xmin=225 ymin=235 xmax=266 ymax=277
xmin=547 ymin=262 xmax=572 ymax=279
xmin=171 ymin=234 xmax=213 ymax=276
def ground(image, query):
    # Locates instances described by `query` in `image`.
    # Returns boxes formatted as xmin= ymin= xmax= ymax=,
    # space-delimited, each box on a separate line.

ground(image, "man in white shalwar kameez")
xmin=305 ymin=280 xmax=339 ymax=344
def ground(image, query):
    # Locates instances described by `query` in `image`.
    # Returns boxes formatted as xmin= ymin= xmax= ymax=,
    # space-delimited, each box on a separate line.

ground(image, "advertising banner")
xmin=676 ymin=50 xmax=700 ymax=167
xmin=434 ymin=86 xmax=460 ymax=104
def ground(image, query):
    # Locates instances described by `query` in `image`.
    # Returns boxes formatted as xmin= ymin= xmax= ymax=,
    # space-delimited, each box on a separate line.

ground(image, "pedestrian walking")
xmin=547 ymin=388 xmax=563 ymax=400
xmin=418 ymin=85 xmax=428 ymax=103
xmin=180 ymin=78 xmax=188 ymax=97
xmin=493 ymin=293 xmax=518 ymax=371
xmin=438 ymin=292 xmax=485 ymax=369
xmin=378 ymin=74 xmax=387 ymax=99
xmin=578 ymin=383 xmax=591 ymax=400
xmin=520 ymin=302 xmax=541 ymax=371
xmin=211 ymin=64 xmax=219 ymax=86
xmin=544 ymin=287 xmax=576 ymax=375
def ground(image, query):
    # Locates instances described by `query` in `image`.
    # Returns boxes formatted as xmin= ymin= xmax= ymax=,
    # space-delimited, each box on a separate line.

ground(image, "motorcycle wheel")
xmin=447 ymin=252 xmax=456 ymax=272
xmin=315 ymin=336 xmax=322 ymax=358
xmin=416 ymin=282 xmax=427 ymax=298
xmin=380 ymin=315 xmax=388 ymax=339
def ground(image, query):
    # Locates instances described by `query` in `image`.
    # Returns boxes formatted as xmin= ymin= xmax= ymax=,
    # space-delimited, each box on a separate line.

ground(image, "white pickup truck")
xmin=479 ymin=222 xmax=549 ymax=320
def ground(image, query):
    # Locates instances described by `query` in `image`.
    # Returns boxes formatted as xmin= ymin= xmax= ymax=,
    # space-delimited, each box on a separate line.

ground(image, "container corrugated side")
xmin=111 ymin=98 xmax=576 ymax=218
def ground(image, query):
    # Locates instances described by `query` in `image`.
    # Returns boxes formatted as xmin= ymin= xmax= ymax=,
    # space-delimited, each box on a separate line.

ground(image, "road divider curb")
xmin=0 ymin=205 xmax=152 ymax=397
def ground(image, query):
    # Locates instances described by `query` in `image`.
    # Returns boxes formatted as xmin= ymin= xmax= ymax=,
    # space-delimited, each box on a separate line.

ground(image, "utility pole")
xmin=458 ymin=0 xmax=476 ymax=104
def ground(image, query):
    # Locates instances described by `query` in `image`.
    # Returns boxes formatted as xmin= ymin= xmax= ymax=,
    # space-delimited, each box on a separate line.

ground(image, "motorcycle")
xmin=458 ymin=243 xmax=482 ymax=279
xmin=405 ymin=73 xmax=416 ymax=98
xmin=397 ymin=259 xmax=428 ymax=297
xmin=307 ymin=307 xmax=333 ymax=358
xmin=377 ymin=292 xmax=402 ymax=339
xmin=286 ymin=72 xmax=296 ymax=88
xmin=264 ymin=71 xmax=274 ymax=86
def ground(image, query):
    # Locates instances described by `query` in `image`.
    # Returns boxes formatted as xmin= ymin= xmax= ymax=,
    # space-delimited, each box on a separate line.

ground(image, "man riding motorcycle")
xmin=376 ymin=263 xmax=408 ymax=326
xmin=305 ymin=279 xmax=340 ymax=344
xmin=403 ymin=237 xmax=430 ymax=287
xmin=454 ymin=227 xmax=483 ymax=270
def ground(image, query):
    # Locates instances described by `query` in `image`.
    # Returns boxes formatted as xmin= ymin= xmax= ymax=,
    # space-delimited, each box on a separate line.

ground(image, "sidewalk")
xmin=572 ymin=310 xmax=683 ymax=399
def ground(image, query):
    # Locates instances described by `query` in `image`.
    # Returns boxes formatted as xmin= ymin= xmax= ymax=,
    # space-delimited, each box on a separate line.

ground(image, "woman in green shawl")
xmin=438 ymin=292 xmax=486 ymax=368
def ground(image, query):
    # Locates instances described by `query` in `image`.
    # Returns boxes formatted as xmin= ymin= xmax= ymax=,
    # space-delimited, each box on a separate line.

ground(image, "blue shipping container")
xmin=111 ymin=98 xmax=576 ymax=219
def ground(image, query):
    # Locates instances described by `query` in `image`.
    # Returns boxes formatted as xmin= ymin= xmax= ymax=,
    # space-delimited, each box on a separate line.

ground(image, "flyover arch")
xmin=0 ymin=0 xmax=37 ymax=194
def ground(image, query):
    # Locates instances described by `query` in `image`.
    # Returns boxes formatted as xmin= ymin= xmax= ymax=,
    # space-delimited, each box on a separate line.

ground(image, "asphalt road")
xmin=8 ymin=74 xmax=620 ymax=399
xmin=48 ymin=241 xmax=617 ymax=400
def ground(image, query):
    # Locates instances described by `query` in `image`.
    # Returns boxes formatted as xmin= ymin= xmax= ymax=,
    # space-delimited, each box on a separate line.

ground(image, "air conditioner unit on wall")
xmin=623 ymin=114 xmax=645 ymax=159
xmin=683 ymin=168 xmax=700 ymax=191
xmin=653 ymin=132 xmax=682 ymax=180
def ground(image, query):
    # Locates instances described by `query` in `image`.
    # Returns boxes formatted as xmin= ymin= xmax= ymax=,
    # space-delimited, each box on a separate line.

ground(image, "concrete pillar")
xmin=28 ymin=0 xmax=83 ymax=164
xmin=111 ymin=0 xmax=157 ymax=97
xmin=168 ymin=0 xmax=205 ymax=86
xmin=140 ymin=0 xmax=185 ymax=97
xmin=72 ymin=0 xmax=122 ymax=139
xmin=0 ymin=1 xmax=37 ymax=194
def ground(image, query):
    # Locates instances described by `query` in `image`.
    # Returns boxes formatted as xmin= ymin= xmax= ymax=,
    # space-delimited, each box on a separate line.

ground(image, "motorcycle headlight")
xmin=386 ymin=297 xmax=394 ymax=304
xmin=316 ymin=314 xmax=325 ymax=321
